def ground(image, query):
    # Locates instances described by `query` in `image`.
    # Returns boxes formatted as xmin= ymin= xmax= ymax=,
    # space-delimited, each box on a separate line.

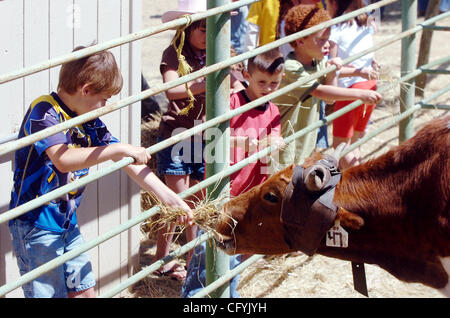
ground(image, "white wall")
xmin=0 ymin=0 xmax=142 ymax=297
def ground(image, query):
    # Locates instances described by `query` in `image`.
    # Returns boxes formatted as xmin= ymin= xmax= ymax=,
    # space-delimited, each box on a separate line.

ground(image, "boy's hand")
xmin=166 ymin=197 xmax=194 ymax=226
xmin=177 ymin=203 xmax=194 ymax=227
xmin=129 ymin=146 xmax=151 ymax=165
xmin=112 ymin=143 xmax=151 ymax=165
xmin=358 ymin=90 xmax=382 ymax=104
xmin=327 ymin=57 xmax=344 ymax=71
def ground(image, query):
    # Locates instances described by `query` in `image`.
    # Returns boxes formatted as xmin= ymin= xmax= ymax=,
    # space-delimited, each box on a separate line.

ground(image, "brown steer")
xmin=215 ymin=116 xmax=450 ymax=296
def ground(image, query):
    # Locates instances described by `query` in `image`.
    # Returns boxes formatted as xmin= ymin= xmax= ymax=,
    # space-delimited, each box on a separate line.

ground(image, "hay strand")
xmin=141 ymin=190 xmax=235 ymax=242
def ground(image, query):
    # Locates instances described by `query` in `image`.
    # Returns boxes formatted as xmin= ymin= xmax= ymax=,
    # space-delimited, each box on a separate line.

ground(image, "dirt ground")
xmin=134 ymin=1 xmax=449 ymax=298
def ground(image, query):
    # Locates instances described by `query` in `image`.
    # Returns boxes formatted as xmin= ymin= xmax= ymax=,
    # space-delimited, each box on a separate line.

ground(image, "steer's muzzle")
xmin=212 ymin=204 xmax=239 ymax=253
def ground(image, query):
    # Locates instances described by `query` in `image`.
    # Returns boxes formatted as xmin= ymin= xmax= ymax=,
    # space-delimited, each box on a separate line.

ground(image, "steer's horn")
xmin=304 ymin=165 xmax=329 ymax=192
xmin=331 ymin=142 xmax=347 ymax=162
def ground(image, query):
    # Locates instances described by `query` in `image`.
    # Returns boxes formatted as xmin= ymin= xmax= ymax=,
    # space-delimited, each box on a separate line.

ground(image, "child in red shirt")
xmin=229 ymin=48 xmax=286 ymax=196
xmin=181 ymin=48 xmax=285 ymax=297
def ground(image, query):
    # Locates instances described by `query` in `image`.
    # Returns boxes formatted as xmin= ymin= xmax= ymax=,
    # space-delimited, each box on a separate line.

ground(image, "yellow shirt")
xmin=246 ymin=0 xmax=280 ymax=46
xmin=247 ymin=1 xmax=325 ymax=46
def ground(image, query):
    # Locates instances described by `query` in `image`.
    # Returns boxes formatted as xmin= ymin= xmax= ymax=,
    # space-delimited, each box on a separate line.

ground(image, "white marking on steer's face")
xmin=439 ymin=257 xmax=450 ymax=297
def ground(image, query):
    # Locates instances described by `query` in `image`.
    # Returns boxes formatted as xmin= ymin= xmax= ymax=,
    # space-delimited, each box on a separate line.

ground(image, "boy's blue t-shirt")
xmin=9 ymin=92 xmax=119 ymax=233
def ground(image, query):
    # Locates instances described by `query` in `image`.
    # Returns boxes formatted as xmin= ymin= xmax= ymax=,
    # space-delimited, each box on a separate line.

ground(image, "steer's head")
xmin=215 ymin=164 xmax=296 ymax=255
xmin=214 ymin=144 xmax=353 ymax=255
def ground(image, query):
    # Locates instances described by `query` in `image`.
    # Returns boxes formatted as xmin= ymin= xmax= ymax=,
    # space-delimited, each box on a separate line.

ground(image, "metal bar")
xmin=420 ymin=69 xmax=450 ymax=74
xmin=400 ymin=54 xmax=450 ymax=82
xmin=191 ymin=255 xmax=264 ymax=298
xmin=416 ymin=85 xmax=450 ymax=108
xmin=399 ymin=0 xmax=417 ymax=142
xmin=345 ymin=105 xmax=421 ymax=156
xmin=205 ymin=0 xmax=231 ymax=299
xmin=421 ymin=25 xmax=450 ymax=31
xmin=0 ymin=0 xmax=259 ymax=85
xmin=420 ymin=104 xmax=450 ymax=110
xmin=0 ymin=173 xmax=207 ymax=297
xmin=0 ymin=156 xmax=133 ymax=225
xmin=99 ymin=231 xmax=213 ymax=298
xmin=2 ymin=35 xmax=449 ymax=229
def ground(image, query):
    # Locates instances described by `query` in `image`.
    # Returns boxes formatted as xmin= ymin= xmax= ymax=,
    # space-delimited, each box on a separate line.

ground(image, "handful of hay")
xmin=141 ymin=191 xmax=235 ymax=241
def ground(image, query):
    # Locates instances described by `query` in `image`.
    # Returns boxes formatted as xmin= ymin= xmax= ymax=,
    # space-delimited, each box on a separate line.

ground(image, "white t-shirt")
xmin=329 ymin=21 xmax=375 ymax=88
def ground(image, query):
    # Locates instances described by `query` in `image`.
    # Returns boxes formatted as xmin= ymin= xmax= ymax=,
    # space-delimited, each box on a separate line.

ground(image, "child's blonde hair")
xmin=58 ymin=46 xmax=123 ymax=96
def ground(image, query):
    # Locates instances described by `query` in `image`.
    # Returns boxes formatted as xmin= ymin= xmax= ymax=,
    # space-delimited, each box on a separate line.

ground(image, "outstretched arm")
xmin=46 ymin=143 xmax=193 ymax=225
xmin=311 ymin=84 xmax=382 ymax=105
xmin=45 ymin=143 xmax=150 ymax=173
xmin=124 ymin=164 xmax=194 ymax=226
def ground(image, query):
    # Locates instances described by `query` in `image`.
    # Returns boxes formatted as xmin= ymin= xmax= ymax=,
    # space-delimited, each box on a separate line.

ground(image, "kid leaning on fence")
xmin=8 ymin=47 xmax=192 ymax=298
xmin=272 ymin=4 xmax=382 ymax=166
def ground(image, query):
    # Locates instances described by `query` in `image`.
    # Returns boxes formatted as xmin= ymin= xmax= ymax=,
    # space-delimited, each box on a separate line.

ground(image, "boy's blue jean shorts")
xmin=157 ymin=136 xmax=205 ymax=181
xmin=9 ymin=219 xmax=96 ymax=298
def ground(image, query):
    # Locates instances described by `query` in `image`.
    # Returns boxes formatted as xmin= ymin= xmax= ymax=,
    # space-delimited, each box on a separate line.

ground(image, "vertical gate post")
xmin=400 ymin=0 xmax=417 ymax=141
xmin=205 ymin=0 xmax=231 ymax=298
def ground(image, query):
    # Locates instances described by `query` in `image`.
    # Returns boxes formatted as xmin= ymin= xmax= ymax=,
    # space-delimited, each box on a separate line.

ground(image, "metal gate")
xmin=0 ymin=0 xmax=448 ymax=298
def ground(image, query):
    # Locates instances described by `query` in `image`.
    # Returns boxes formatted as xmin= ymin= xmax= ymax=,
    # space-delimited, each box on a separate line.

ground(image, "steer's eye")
xmin=263 ymin=192 xmax=279 ymax=203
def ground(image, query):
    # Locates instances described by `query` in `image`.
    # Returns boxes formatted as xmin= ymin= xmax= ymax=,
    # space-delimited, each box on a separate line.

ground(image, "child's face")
xmin=189 ymin=25 xmax=207 ymax=51
xmin=79 ymin=86 xmax=111 ymax=114
xmin=298 ymin=28 xmax=331 ymax=61
xmin=244 ymin=69 xmax=283 ymax=100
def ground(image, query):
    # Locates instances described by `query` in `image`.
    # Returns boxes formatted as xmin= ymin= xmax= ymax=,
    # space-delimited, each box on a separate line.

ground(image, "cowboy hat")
xmin=161 ymin=0 xmax=207 ymax=23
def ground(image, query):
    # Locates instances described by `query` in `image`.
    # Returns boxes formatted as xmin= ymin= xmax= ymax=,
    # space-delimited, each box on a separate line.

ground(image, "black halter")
xmin=280 ymin=155 xmax=341 ymax=256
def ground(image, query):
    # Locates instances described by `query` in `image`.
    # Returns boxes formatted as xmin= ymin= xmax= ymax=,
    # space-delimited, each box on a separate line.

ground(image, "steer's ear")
xmin=337 ymin=207 xmax=364 ymax=230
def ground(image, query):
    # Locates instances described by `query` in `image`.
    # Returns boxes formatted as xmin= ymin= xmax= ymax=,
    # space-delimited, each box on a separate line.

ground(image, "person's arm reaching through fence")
xmin=125 ymin=164 xmax=194 ymax=226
